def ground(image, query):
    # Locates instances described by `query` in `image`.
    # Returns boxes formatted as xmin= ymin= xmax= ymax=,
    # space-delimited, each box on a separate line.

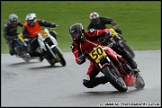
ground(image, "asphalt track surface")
xmin=1 ymin=50 xmax=161 ymax=107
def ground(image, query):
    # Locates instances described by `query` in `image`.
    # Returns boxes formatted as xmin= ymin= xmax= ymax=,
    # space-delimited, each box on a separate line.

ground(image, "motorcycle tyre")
xmin=102 ymin=65 xmax=128 ymax=92
xmin=134 ymin=74 xmax=145 ymax=89
xmin=52 ymin=47 xmax=66 ymax=66
xmin=46 ymin=58 xmax=55 ymax=66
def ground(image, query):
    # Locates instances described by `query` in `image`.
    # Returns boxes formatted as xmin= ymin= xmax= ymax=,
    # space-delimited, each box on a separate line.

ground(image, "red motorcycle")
xmin=84 ymin=42 xmax=145 ymax=92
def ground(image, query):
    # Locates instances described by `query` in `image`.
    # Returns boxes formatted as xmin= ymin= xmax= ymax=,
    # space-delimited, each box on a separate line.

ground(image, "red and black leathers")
xmin=70 ymin=29 xmax=113 ymax=88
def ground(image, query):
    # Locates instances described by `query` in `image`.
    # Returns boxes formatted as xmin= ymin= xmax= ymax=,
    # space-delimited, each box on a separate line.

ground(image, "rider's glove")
xmin=111 ymin=21 xmax=117 ymax=27
xmin=51 ymin=24 xmax=56 ymax=28
xmin=105 ymin=32 xmax=113 ymax=40
xmin=78 ymin=54 xmax=86 ymax=64
xmin=89 ymin=28 xmax=95 ymax=34
xmin=114 ymin=28 xmax=122 ymax=34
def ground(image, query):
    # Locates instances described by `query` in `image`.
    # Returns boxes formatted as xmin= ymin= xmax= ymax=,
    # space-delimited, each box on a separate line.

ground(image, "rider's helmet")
xmin=69 ymin=23 xmax=85 ymax=42
xmin=8 ymin=14 xmax=18 ymax=26
xmin=25 ymin=13 xmax=36 ymax=26
xmin=89 ymin=12 xmax=100 ymax=25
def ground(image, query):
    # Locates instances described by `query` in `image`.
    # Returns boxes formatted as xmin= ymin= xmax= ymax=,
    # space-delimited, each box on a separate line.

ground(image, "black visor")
xmin=71 ymin=32 xmax=81 ymax=41
xmin=27 ymin=20 xmax=34 ymax=26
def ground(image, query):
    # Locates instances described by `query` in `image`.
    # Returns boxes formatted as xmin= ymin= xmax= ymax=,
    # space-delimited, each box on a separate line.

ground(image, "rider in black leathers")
xmin=3 ymin=14 xmax=23 ymax=55
xmin=87 ymin=12 xmax=122 ymax=34
xmin=87 ymin=12 xmax=139 ymax=72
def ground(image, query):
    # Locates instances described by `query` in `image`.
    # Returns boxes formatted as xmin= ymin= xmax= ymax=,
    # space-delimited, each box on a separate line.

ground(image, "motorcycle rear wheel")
xmin=134 ymin=74 xmax=145 ymax=89
xmin=102 ymin=65 xmax=128 ymax=92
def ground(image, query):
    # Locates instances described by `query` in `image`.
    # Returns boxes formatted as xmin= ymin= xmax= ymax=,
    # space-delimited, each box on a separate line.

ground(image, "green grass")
xmin=1 ymin=1 xmax=161 ymax=53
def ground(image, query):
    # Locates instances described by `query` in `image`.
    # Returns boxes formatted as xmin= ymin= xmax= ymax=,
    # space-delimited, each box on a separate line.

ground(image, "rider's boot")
xmin=8 ymin=44 xmax=15 ymax=56
xmin=83 ymin=75 xmax=109 ymax=88
xmin=98 ymin=76 xmax=109 ymax=84
xmin=122 ymin=50 xmax=140 ymax=76
xmin=9 ymin=50 xmax=15 ymax=56
xmin=38 ymin=56 xmax=44 ymax=62
xmin=37 ymin=53 xmax=44 ymax=62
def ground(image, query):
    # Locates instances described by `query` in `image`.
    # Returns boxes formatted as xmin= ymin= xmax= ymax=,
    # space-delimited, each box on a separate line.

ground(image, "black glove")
xmin=105 ymin=32 xmax=113 ymax=40
xmin=115 ymin=28 xmax=122 ymax=34
xmin=51 ymin=24 xmax=56 ymax=28
xmin=111 ymin=21 xmax=117 ymax=26
xmin=83 ymin=52 xmax=89 ymax=57
xmin=78 ymin=54 xmax=86 ymax=64
xmin=89 ymin=28 xmax=95 ymax=34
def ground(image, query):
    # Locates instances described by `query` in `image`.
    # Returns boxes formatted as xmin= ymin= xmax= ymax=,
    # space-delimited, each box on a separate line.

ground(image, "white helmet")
xmin=89 ymin=12 xmax=100 ymax=25
xmin=89 ymin=12 xmax=99 ymax=20
xmin=25 ymin=13 xmax=36 ymax=21
xmin=25 ymin=13 xmax=36 ymax=26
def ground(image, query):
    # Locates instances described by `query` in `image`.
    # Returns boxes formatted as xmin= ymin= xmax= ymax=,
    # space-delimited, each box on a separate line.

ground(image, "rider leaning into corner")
xmin=69 ymin=23 xmax=140 ymax=88
xmin=3 ymin=14 xmax=23 ymax=56
xmin=22 ymin=13 xmax=57 ymax=60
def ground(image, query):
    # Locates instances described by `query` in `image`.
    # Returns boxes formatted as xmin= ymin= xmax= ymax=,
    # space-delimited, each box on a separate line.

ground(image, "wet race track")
xmin=1 ymin=50 xmax=161 ymax=107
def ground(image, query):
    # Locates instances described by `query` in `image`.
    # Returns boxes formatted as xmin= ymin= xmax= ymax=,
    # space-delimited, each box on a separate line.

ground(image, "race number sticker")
xmin=89 ymin=45 xmax=107 ymax=63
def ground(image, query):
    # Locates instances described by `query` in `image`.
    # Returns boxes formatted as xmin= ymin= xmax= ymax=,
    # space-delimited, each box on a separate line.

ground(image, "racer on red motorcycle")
xmin=69 ymin=23 xmax=140 ymax=88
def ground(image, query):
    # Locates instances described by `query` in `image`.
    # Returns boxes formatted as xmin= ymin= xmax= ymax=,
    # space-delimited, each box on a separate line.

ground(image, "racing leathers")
xmin=87 ymin=16 xmax=122 ymax=34
xmin=70 ymin=28 xmax=138 ymax=88
xmin=3 ymin=21 xmax=23 ymax=55
xmin=70 ymin=29 xmax=114 ymax=88
xmin=22 ymin=19 xmax=56 ymax=57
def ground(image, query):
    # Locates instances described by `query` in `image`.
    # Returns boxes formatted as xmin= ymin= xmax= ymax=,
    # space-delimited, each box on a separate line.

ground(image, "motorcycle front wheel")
xmin=102 ymin=65 xmax=128 ymax=92
xmin=52 ymin=47 xmax=66 ymax=66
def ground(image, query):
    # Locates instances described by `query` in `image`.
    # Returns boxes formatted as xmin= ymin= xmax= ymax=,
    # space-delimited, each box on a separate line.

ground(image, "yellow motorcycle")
xmin=13 ymin=33 xmax=30 ymax=62
xmin=106 ymin=28 xmax=135 ymax=58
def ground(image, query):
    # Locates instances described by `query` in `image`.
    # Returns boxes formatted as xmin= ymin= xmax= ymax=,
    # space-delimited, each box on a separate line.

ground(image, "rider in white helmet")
xmin=22 ymin=13 xmax=57 ymax=60
xmin=87 ymin=12 xmax=122 ymax=34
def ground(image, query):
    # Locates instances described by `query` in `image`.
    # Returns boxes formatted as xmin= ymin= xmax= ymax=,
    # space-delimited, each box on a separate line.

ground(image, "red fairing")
xmin=103 ymin=46 xmax=119 ymax=62
xmin=124 ymin=74 xmax=136 ymax=86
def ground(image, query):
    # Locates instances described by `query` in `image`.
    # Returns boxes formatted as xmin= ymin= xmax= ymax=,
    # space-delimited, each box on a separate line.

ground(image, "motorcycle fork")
xmin=45 ymin=43 xmax=57 ymax=59
xmin=118 ymin=63 xmax=126 ymax=78
xmin=98 ymin=57 xmax=121 ymax=78
xmin=97 ymin=56 xmax=112 ymax=69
